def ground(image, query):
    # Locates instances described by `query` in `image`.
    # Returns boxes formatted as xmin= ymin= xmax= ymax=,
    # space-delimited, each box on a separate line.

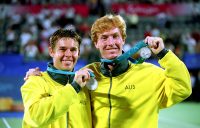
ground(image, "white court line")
xmin=2 ymin=118 xmax=11 ymax=128
xmin=159 ymin=116 xmax=200 ymax=128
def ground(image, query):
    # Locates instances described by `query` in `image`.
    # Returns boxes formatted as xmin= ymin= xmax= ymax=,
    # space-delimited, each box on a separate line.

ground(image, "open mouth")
xmin=105 ymin=48 xmax=118 ymax=51
xmin=62 ymin=60 xmax=73 ymax=65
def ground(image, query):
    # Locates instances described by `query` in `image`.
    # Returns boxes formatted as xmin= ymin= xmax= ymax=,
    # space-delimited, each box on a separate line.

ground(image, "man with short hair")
xmin=21 ymin=29 xmax=92 ymax=128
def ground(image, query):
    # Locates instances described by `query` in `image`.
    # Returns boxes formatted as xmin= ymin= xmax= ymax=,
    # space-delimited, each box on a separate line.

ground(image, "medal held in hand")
xmin=47 ymin=67 xmax=98 ymax=91
xmin=86 ymin=77 xmax=98 ymax=90
xmin=139 ymin=47 xmax=151 ymax=59
xmin=101 ymin=41 xmax=151 ymax=64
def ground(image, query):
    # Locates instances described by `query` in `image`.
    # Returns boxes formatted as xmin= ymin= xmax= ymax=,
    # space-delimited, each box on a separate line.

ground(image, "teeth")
xmin=63 ymin=60 xmax=72 ymax=61
xmin=107 ymin=49 xmax=115 ymax=50
xmin=62 ymin=60 xmax=72 ymax=63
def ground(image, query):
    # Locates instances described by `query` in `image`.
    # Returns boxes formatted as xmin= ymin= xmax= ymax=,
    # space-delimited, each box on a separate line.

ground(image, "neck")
xmin=107 ymin=64 xmax=115 ymax=71
xmin=100 ymin=59 xmax=129 ymax=77
xmin=47 ymin=62 xmax=74 ymax=85
xmin=104 ymin=62 xmax=117 ymax=71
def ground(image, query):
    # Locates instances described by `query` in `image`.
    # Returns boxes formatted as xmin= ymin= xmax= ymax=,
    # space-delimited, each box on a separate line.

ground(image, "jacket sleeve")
xmin=158 ymin=50 xmax=192 ymax=108
xmin=21 ymin=76 xmax=78 ymax=127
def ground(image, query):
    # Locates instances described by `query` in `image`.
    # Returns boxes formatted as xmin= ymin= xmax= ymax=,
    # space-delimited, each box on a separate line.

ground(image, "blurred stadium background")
xmin=0 ymin=0 xmax=200 ymax=127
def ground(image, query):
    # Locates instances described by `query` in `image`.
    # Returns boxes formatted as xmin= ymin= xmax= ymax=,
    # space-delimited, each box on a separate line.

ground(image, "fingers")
xmin=82 ymin=68 xmax=94 ymax=73
xmin=144 ymin=36 xmax=165 ymax=54
xmin=74 ymin=69 xmax=93 ymax=88
xmin=24 ymin=74 xmax=29 ymax=81
xmin=76 ymin=70 xmax=90 ymax=81
xmin=81 ymin=71 xmax=90 ymax=82
xmin=84 ymin=68 xmax=94 ymax=77
xmin=145 ymin=36 xmax=160 ymax=48
xmin=24 ymin=67 xmax=42 ymax=81
xmin=35 ymin=67 xmax=40 ymax=72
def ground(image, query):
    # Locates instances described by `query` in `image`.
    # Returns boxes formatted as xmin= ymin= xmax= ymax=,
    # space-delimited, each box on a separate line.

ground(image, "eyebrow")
xmin=102 ymin=31 xmax=119 ymax=36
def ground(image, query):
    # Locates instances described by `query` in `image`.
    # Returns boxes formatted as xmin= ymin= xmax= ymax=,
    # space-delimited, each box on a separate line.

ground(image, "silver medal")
xmin=86 ymin=77 xmax=98 ymax=90
xmin=139 ymin=47 xmax=151 ymax=59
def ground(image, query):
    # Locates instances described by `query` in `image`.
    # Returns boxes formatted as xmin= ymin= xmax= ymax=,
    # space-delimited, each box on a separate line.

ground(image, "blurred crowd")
xmin=1 ymin=0 xmax=200 ymax=4
xmin=0 ymin=2 xmax=200 ymax=60
xmin=0 ymin=1 xmax=200 ymax=101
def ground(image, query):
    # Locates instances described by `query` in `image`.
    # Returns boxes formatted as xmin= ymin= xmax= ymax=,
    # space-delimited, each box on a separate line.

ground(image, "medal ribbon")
xmin=47 ymin=67 xmax=95 ymax=77
xmin=100 ymin=41 xmax=148 ymax=64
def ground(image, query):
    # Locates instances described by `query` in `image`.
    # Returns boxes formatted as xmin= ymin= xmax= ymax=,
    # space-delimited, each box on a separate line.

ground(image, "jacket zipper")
xmin=66 ymin=75 xmax=69 ymax=128
xmin=108 ymin=71 xmax=112 ymax=128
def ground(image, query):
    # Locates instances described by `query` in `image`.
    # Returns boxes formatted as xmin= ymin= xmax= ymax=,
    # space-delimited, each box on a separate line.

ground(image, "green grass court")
xmin=0 ymin=102 xmax=200 ymax=128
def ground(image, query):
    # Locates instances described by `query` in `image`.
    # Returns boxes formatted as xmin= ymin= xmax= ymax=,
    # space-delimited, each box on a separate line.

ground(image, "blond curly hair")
xmin=91 ymin=14 xmax=127 ymax=44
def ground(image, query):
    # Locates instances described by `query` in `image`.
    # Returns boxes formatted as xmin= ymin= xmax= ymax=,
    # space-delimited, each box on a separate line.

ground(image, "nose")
xmin=106 ymin=36 xmax=114 ymax=45
xmin=65 ymin=49 xmax=72 ymax=56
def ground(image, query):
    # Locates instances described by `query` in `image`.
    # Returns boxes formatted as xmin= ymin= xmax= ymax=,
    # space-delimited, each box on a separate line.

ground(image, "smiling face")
xmin=91 ymin=14 xmax=127 ymax=60
xmin=49 ymin=37 xmax=79 ymax=71
xmin=95 ymin=28 xmax=124 ymax=59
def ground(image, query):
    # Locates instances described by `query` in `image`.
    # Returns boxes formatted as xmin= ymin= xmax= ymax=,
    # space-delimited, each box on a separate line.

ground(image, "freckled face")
xmin=95 ymin=28 xmax=124 ymax=60
xmin=49 ymin=37 xmax=79 ymax=71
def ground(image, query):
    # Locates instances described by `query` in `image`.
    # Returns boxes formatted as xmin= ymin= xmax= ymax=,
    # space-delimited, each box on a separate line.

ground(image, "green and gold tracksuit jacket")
xmin=86 ymin=50 xmax=192 ymax=128
xmin=21 ymin=64 xmax=92 ymax=128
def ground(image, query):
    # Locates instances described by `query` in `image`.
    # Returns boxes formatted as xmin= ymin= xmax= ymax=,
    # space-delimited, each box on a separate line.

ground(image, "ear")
xmin=94 ymin=42 xmax=99 ymax=49
xmin=78 ymin=49 xmax=80 ymax=57
xmin=122 ymin=39 xmax=125 ymax=45
xmin=48 ymin=47 xmax=54 ymax=57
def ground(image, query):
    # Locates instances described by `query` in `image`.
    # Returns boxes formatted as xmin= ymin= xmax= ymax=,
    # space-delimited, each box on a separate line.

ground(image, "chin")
xmin=62 ymin=66 xmax=73 ymax=71
xmin=103 ymin=53 xmax=119 ymax=60
xmin=106 ymin=56 xmax=117 ymax=60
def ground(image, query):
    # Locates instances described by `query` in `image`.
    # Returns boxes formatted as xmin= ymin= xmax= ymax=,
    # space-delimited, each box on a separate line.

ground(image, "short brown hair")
xmin=91 ymin=14 xmax=127 ymax=44
xmin=49 ymin=29 xmax=81 ymax=49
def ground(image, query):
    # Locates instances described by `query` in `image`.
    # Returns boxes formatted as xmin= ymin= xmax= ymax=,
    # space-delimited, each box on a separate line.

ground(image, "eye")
xmin=100 ymin=35 xmax=108 ymax=41
xmin=59 ymin=48 xmax=66 ymax=51
xmin=113 ymin=34 xmax=119 ymax=38
xmin=71 ymin=47 xmax=78 ymax=52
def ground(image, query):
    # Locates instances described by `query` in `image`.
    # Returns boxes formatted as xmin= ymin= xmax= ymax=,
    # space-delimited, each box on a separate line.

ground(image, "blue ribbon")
xmin=47 ymin=67 xmax=95 ymax=77
xmin=101 ymin=41 xmax=148 ymax=64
